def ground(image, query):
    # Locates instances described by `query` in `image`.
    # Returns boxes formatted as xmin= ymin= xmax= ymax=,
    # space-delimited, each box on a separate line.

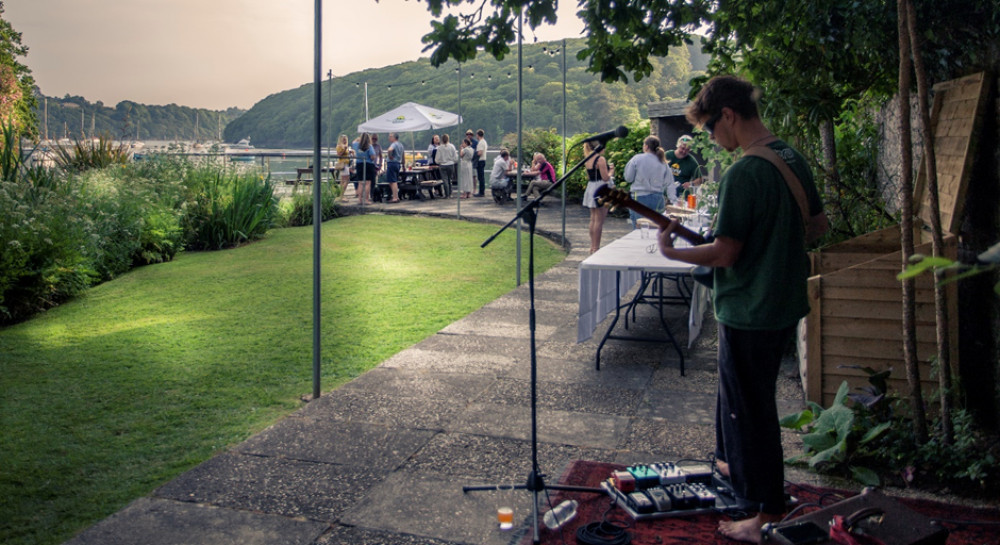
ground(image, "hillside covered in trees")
xmin=225 ymin=38 xmax=708 ymax=149
xmin=32 ymin=92 xmax=245 ymax=143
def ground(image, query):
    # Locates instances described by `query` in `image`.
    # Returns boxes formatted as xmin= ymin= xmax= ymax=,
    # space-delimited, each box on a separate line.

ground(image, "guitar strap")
xmin=743 ymin=145 xmax=811 ymax=231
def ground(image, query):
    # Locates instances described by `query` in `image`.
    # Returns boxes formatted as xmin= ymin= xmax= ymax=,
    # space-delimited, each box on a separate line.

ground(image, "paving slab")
xmin=378 ymin=347 xmax=518 ymax=375
xmin=154 ymin=452 xmax=383 ymax=522
xmin=400 ymin=432 xmax=615 ymax=480
xmin=237 ymin=417 xmax=438 ymax=468
xmin=63 ymin=497 xmax=328 ymax=545
xmin=478 ymin=377 xmax=643 ymax=416
xmin=450 ymin=402 xmax=630 ymax=449
xmin=339 ymin=471 xmax=535 ymax=545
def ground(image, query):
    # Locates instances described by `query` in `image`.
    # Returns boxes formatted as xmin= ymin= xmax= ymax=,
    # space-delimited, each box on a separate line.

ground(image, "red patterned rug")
xmin=521 ymin=460 xmax=1000 ymax=545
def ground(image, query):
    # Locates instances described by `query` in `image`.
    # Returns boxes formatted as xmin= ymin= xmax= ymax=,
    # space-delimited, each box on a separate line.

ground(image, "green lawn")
xmin=0 ymin=214 xmax=566 ymax=545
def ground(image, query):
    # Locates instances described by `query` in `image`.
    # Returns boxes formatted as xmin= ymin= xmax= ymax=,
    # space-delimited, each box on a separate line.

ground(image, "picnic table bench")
xmin=286 ymin=167 xmax=334 ymax=185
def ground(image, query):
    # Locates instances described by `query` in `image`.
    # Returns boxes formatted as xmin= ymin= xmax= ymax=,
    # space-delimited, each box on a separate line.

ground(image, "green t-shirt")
xmin=711 ymin=140 xmax=823 ymax=330
xmin=665 ymin=150 xmax=700 ymax=184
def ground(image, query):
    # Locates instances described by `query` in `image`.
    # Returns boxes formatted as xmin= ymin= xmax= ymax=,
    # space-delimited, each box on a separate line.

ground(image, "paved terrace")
xmin=67 ymin=190 xmax=826 ymax=545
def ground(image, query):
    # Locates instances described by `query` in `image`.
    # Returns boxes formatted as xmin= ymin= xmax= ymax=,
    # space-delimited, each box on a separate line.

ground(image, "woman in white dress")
xmin=458 ymin=137 xmax=475 ymax=199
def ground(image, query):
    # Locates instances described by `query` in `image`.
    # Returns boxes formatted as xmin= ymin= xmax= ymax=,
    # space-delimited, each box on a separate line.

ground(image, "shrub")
xmin=283 ymin=183 xmax=340 ymax=227
xmin=0 ymin=178 xmax=97 ymax=322
xmin=782 ymin=369 xmax=999 ymax=492
xmin=53 ymin=135 xmax=131 ymax=172
xmin=182 ymin=170 xmax=278 ymax=250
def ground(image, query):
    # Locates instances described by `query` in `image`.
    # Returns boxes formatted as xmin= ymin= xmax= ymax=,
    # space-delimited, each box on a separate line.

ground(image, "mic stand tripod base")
xmin=462 ymin=471 xmax=603 ymax=545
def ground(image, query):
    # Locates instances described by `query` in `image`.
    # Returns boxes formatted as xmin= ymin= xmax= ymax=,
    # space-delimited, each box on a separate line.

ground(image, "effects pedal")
xmin=686 ymin=482 xmax=717 ymax=508
xmin=626 ymin=465 xmax=661 ymax=489
xmin=627 ymin=491 xmax=656 ymax=514
xmin=663 ymin=483 xmax=698 ymax=510
xmin=644 ymin=486 xmax=673 ymax=512
xmin=651 ymin=462 xmax=686 ymax=485
xmin=611 ymin=470 xmax=636 ymax=493
xmin=680 ymin=464 xmax=713 ymax=484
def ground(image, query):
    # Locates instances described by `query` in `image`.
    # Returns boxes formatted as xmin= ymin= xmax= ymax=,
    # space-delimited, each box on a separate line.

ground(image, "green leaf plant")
xmin=781 ymin=378 xmax=893 ymax=487
xmin=898 ymin=241 xmax=1000 ymax=296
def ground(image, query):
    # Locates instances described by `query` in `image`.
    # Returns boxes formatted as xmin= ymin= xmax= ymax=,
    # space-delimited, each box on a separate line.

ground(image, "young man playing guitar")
xmin=658 ymin=76 xmax=827 ymax=543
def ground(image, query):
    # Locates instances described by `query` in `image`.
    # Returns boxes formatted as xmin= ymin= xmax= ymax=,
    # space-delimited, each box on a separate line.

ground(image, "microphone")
xmin=581 ymin=126 xmax=629 ymax=144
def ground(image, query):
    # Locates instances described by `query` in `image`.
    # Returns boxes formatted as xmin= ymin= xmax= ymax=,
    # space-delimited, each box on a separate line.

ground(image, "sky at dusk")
xmin=6 ymin=1 xmax=586 ymax=111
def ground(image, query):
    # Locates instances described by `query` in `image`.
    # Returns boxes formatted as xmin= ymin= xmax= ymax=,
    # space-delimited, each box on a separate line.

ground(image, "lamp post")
xmin=457 ymin=64 xmax=462 ymax=219
xmin=327 ymin=69 xmax=333 ymax=170
xmin=515 ymin=8 xmax=523 ymax=285
xmin=311 ymin=0 xmax=322 ymax=400
xmin=544 ymin=42 xmax=569 ymax=244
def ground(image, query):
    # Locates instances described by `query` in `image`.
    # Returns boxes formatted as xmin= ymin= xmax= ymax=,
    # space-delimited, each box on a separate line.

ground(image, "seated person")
xmin=524 ymin=153 xmax=557 ymax=199
xmin=490 ymin=148 xmax=515 ymax=189
xmin=490 ymin=148 xmax=516 ymax=202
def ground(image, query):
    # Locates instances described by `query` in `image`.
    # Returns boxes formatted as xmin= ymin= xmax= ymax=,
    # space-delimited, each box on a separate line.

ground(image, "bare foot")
xmin=717 ymin=459 xmax=731 ymax=478
xmin=718 ymin=513 xmax=782 ymax=544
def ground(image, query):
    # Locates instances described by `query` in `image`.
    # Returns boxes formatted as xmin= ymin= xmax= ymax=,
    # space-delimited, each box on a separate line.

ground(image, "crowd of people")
xmin=329 ymin=126 xmax=707 ymax=259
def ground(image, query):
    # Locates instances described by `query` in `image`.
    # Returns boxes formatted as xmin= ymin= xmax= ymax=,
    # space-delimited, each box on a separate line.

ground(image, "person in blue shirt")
xmin=623 ymin=135 xmax=676 ymax=227
xmin=351 ymin=133 xmax=377 ymax=205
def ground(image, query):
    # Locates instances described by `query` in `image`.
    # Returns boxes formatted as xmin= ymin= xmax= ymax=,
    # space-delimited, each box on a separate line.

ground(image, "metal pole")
xmin=311 ymin=0 xmax=323 ymax=400
xmin=561 ymin=39 xmax=567 ymax=245
xmin=328 ymin=69 xmax=333 ymax=174
xmin=515 ymin=9 xmax=523 ymax=286
xmin=457 ymin=64 xmax=462 ymax=220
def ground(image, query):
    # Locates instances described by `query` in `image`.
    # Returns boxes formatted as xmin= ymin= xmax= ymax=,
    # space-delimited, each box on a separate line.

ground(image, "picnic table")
xmin=287 ymin=167 xmax=335 ymax=185
xmin=392 ymin=166 xmax=445 ymax=200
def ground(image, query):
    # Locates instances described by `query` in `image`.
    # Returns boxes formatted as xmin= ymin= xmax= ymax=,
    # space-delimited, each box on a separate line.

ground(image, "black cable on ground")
xmin=574 ymin=495 xmax=633 ymax=545
xmin=575 ymin=520 xmax=632 ymax=545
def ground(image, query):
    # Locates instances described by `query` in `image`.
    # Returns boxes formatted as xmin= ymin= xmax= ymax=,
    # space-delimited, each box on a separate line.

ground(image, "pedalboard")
xmin=602 ymin=461 xmax=737 ymax=520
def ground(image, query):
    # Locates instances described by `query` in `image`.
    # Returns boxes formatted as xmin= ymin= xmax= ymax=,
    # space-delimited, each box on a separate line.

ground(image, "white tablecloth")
xmin=577 ymin=229 xmax=711 ymax=347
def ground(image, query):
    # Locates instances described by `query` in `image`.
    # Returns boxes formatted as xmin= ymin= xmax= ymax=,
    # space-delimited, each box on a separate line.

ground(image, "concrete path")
xmin=64 ymin=190 xmax=814 ymax=545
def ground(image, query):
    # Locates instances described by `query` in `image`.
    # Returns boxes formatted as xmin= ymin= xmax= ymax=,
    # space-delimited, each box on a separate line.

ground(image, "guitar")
xmin=594 ymin=185 xmax=707 ymax=245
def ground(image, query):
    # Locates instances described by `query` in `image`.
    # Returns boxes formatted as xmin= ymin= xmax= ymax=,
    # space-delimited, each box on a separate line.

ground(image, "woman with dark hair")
xmin=581 ymin=140 xmax=614 ymax=253
xmin=622 ymin=135 xmax=676 ymax=227
xmin=351 ymin=132 xmax=377 ymax=205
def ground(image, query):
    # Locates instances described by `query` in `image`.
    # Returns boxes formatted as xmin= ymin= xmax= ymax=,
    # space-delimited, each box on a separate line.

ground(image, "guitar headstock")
xmin=594 ymin=184 xmax=631 ymax=208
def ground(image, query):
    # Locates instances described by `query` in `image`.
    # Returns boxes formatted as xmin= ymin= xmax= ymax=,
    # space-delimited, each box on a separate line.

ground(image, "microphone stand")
xmin=467 ymin=142 xmax=611 ymax=544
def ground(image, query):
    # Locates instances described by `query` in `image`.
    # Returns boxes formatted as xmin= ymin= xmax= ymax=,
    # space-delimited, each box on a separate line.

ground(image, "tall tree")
xmin=0 ymin=1 xmax=36 ymax=135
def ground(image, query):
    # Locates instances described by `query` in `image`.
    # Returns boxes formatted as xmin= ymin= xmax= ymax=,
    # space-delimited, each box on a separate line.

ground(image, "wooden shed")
xmin=799 ymin=72 xmax=991 ymax=406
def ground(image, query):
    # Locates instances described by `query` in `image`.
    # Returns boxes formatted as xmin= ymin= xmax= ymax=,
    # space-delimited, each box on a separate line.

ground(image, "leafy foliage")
xmin=52 ymin=135 xmax=131 ymax=171
xmin=181 ymin=170 xmax=278 ymax=251
xmin=0 ymin=122 xmax=281 ymax=323
xmin=781 ymin=381 xmax=892 ymax=486
xmin=281 ymin=183 xmax=342 ymax=227
xmin=782 ymin=368 xmax=999 ymax=491
xmin=0 ymin=2 xmax=36 ymax=135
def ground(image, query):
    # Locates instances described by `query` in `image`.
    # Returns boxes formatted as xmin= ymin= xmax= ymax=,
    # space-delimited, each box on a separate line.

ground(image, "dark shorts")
xmin=386 ymin=161 xmax=401 ymax=183
xmin=356 ymin=162 xmax=376 ymax=182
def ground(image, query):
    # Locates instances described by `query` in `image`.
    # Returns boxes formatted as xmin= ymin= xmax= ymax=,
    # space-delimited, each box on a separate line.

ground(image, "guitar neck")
xmin=622 ymin=197 xmax=706 ymax=246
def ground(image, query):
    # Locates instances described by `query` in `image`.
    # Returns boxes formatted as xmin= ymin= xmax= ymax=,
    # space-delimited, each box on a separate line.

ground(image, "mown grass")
xmin=0 ymin=214 xmax=566 ymax=545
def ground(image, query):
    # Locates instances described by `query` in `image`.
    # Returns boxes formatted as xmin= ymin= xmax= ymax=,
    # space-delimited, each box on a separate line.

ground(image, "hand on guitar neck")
xmin=594 ymin=185 xmax=706 ymax=245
